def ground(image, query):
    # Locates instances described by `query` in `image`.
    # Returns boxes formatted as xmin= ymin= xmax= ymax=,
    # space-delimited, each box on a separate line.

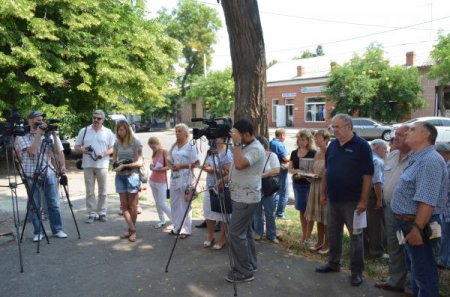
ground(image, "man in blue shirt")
xmin=391 ymin=122 xmax=448 ymax=297
xmin=270 ymin=128 xmax=290 ymax=219
xmin=315 ymin=114 xmax=374 ymax=287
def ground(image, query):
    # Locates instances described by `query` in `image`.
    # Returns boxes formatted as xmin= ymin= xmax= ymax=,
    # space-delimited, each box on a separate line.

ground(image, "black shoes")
xmin=351 ymin=273 xmax=363 ymax=286
xmin=195 ymin=220 xmax=207 ymax=228
xmin=315 ymin=265 xmax=340 ymax=273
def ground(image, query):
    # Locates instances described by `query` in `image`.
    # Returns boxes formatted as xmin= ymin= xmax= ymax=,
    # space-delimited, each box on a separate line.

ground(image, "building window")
xmin=272 ymin=99 xmax=279 ymax=122
xmin=191 ymin=103 xmax=197 ymax=118
xmin=305 ymin=97 xmax=326 ymax=122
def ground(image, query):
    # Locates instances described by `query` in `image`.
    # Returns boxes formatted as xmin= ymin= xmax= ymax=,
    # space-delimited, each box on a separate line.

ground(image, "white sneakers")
xmin=54 ymin=231 xmax=67 ymax=238
xmin=154 ymin=222 xmax=166 ymax=229
xmin=33 ymin=234 xmax=44 ymax=242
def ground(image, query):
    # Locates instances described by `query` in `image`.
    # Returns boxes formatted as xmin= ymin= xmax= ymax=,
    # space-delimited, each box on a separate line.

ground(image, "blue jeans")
xmin=26 ymin=174 xmax=63 ymax=235
xmin=440 ymin=220 xmax=450 ymax=269
xmin=396 ymin=216 xmax=440 ymax=297
xmin=293 ymin=183 xmax=310 ymax=212
xmin=254 ymin=194 xmax=276 ymax=240
xmin=274 ymin=169 xmax=289 ymax=217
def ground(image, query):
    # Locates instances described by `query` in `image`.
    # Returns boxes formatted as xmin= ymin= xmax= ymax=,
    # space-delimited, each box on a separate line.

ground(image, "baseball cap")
xmin=27 ymin=110 xmax=45 ymax=119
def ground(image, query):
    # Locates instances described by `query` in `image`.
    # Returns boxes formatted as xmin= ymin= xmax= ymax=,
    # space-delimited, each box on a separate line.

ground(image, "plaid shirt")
xmin=15 ymin=132 xmax=62 ymax=178
xmin=391 ymin=146 xmax=448 ymax=216
xmin=442 ymin=161 xmax=450 ymax=223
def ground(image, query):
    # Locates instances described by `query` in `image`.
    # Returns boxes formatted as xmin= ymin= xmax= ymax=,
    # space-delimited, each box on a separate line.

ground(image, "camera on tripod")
xmin=37 ymin=119 xmax=60 ymax=133
xmin=192 ymin=117 xmax=232 ymax=140
xmin=0 ymin=110 xmax=26 ymax=137
xmin=112 ymin=158 xmax=133 ymax=171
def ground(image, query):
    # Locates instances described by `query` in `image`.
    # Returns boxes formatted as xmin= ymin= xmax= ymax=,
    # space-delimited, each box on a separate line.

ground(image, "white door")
xmin=276 ymin=105 xmax=286 ymax=127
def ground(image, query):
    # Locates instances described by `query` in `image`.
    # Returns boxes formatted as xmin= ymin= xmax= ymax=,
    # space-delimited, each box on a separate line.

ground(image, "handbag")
xmin=209 ymin=187 xmax=232 ymax=214
xmin=76 ymin=126 xmax=88 ymax=170
xmin=139 ymin=159 xmax=150 ymax=183
xmin=261 ymin=153 xmax=280 ymax=197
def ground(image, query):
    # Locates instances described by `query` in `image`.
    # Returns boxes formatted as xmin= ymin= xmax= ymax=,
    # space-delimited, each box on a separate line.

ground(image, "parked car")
xmin=393 ymin=116 xmax=450 ymax=142
xmin=132 ymin=121 xmax=150 ymax=133
xmin=352 ymin=118 xmax=393 ymax=141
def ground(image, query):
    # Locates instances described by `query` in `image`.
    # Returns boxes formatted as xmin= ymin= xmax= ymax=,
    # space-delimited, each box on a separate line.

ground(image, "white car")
xmin=393 ymin=116 xmax=450 ymax=142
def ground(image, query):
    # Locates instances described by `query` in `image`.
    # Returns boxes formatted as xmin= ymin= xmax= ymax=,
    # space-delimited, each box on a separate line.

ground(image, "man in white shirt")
xmin=75 ymin=110 xmax=115 ymax=223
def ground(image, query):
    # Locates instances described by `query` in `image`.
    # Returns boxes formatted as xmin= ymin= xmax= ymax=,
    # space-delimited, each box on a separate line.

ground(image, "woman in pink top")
xmin=148 ymin=137 xmax=171 ymax=228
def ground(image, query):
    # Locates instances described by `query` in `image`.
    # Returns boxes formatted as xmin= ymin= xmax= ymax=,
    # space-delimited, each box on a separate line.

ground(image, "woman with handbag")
xmin=305 ymin=130 xmax=330 ymax=254
xmin=253 ymin=136 xmax=280 ymax=243
xmin=289 ymin=129 xmax=316 ymax=244
xmin=148 ymin=137 xmax=171 ymax=229
xmin=167 ymin=123 xmax=200 ymax=239
xmin=201 ymin=137 xmax=233 ymax=250
xmin=112 ymin=120 xmax=143 ymax=242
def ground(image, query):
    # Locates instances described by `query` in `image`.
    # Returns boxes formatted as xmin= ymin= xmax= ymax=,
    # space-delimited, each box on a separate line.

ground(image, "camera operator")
xmin=15 ymin=110 xmax=67 ymax=242
xmin=225 ymin=119 xmax=265 ymax=283
xmin=74 ymin=110 xmax=115 ymax=223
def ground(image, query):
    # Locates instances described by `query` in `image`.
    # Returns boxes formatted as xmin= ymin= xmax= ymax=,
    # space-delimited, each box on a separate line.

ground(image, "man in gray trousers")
xmin=226 ymin=119 xmax=265 ymax=283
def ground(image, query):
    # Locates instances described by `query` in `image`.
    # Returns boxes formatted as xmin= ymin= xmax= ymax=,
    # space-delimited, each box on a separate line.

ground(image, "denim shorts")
xmin=115 ymin=173 xmax=141 ymax=193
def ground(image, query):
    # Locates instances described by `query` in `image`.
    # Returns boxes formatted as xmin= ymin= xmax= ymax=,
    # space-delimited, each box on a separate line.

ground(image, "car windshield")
xmin=403 ymin=118 xmax=418 ymax=124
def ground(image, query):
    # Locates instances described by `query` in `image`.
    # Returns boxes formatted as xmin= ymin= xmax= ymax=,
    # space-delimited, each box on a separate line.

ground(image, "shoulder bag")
xmin=76 ymin=126 xmax=88 ymax=170
xmin=261 ymin=153 xmax=280 ymax=197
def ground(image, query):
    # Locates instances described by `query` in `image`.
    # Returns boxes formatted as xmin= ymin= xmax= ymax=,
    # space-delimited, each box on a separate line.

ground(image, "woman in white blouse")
xmin=167 ymin=123 xmax=200 ymax=239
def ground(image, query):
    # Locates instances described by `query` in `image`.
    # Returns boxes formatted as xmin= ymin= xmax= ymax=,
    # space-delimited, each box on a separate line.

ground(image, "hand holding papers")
xmin=352 ymin=210 xmax=367 ymax=235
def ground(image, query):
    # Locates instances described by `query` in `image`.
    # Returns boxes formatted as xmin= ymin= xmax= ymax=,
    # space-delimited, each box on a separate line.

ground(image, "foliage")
xmin=326 ymin=44 xmax=425 ymax=122
xmin=267 ymin=59 xmax=278 ymax=68
xmin=429 ymin=33 xmax=450 ymax=86
xmin=0 ymin=0 xmax=181 ymax=136
xmin=185 ymin=68 xmax=234 ymax=117
xmin=293 ymin=45 xmax=325 ymax=60
xmin=157 ymin=0 xmax=221 ymax=98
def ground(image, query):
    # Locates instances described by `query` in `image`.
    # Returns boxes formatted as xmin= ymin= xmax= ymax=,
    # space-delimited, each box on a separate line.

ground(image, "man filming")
xmin=15 ymin=111 xmax=67 ymax=242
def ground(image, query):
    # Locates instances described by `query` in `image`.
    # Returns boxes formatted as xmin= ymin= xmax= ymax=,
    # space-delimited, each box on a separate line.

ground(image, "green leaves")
xmin=429 ymin=33 xmax=450 ymax=86
xmin=326 ymin=44 xmax=425 ymax=122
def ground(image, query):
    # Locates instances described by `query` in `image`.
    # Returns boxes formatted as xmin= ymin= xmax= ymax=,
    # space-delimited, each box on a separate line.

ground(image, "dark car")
xmin=132 ymin=121 xmax=150 ymax=133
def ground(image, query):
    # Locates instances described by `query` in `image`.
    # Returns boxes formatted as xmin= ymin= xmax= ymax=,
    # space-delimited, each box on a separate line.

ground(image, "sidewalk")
xmin=0 ymin=169 xmax=400 ymax=297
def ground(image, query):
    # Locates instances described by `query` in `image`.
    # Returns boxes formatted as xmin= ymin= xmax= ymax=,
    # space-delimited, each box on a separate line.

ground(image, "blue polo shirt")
xmin=325 ymin=133 xmax=374 ymax=203
xmin=270 ymin=138 xmax=288 ymax=163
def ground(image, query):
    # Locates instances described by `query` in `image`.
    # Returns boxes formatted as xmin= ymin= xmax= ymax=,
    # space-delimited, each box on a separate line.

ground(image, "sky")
xmin=146 ymin=0 xmax=450 ymax=70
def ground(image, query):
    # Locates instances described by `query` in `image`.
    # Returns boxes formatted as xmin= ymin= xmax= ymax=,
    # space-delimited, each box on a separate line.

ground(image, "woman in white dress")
xmin=201 ymin=137 xmax=233 ymax=250
xmin=167 ymin=123 xmax=200 ymax=239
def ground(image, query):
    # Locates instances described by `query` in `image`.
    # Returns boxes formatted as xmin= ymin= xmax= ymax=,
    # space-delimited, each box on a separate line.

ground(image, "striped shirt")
xmin=15 ymin=132 xmax=63 ymax=178
xmin=441 ymin=161 xmax=450 ymax=223
xmin=391 ymin=146 xmax=448 ymax=215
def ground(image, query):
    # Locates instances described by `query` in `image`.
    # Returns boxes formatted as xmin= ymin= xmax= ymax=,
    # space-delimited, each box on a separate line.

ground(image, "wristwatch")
xmin=233 ymin=142 xmax=241 ymax=147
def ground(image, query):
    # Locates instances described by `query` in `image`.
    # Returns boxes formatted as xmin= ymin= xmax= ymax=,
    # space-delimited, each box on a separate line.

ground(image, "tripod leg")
xmin=60 ymin=182 xmax=81 ymax=239
xmin=10 ymin=186 xmax=24 ymax=272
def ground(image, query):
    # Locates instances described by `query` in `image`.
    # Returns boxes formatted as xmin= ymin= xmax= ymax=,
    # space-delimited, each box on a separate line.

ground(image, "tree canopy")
xmin=326 ymin=44 xmax=425 ymax=122
xmin=185 ymin=68 xmax=234 ymax=117
xmin=0 ymin=0 xmax=181 ymax=135
xmin=428 ymin=33 xmax=450 ymax=116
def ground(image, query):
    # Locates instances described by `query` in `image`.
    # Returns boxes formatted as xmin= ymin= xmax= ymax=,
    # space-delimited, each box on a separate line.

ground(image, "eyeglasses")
xmin=93 ymin=116 xmax=103 ymax=121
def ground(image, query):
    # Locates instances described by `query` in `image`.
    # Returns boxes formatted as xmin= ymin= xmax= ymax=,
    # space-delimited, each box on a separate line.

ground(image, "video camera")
xmin=112 ymin=159 xmax=133 ymax=171
xmin=192 ymin=117 xmax=232 ymax=140
xmin=0 ymin=110 xmax=26 ymax=137
xmin=36 ymin=119 xmax=60 ymax=132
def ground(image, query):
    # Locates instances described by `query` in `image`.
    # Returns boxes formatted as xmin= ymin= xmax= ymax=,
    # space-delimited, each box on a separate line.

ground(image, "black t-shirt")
xmin=290 ymin=149 xmax=316 ymax=184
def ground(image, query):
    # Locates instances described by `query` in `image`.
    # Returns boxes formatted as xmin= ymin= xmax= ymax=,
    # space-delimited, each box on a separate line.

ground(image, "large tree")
xmin=0 ymin=0 xmax=180 ymax=135
xmin=185 ymin=68 xmax=234 ymax=118
xmin=157 ymin=0 xmax=221 ymax=122
xmin=220 ymin=0 xmax=267 ymax=136
xmin=428 ymin=33 xmax=450 ymax=116
xmin=326 ymin=44 xmax=425 ymax=122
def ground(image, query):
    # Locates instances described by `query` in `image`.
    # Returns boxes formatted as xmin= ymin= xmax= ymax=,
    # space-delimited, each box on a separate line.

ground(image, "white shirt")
xmin=75 ymin=125 xmax=115 ymax=169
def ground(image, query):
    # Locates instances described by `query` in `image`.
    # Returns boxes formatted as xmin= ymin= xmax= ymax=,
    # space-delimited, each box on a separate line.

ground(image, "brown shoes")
xmin=374 ymin=281 xmax=403 ymax=292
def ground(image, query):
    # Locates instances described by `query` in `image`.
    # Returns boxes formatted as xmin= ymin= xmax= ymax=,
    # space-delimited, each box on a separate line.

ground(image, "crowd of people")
xmin=19 ymin=110 xmax=450 ymax=295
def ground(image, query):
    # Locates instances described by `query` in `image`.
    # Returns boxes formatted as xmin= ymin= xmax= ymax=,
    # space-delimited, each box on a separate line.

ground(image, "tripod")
xmin=0 ymin=135 xmax=27 ymax=272
xmin=19 ymin=129 xmax=80 ymax=253
xmin=165 ymin=138 xmax=238 ymax=296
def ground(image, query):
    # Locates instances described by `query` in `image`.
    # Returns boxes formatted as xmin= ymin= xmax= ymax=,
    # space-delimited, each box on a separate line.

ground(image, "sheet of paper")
xmin=155 ymin=161 xmax=163 ymax=169
xmin=353 ymin=210 xmax=367 ymax=230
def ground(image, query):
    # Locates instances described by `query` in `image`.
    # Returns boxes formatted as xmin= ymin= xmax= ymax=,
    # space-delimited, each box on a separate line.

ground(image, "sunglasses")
xmin=93 ymin=116 xmax=103 ymax=121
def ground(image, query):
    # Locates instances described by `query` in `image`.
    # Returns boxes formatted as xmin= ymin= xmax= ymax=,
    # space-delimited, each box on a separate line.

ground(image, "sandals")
xmin=120 ymin=232 xmax=130 ymax=239
xmin=212 ymin=243 xmax=226 ymax=250
xmin=168 ymin=230 xmax=179 ymax=236
xmin=203 ymin=239 xmax=215 ymax=248
xmin=179 ymin=234 xmax=189 ymax=239
xmin=128 ymin=232 xmax=137 ymax=242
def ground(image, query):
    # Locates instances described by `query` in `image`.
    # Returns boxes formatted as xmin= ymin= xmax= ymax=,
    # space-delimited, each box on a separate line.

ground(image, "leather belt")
xmin=394 ymin=214 xmax=416 ymax=222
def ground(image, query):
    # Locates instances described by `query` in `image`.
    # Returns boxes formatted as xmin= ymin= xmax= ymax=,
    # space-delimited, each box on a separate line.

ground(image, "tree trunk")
xmin=437 ymin=86 xmax=446 ymax=117
xmin=220 ymin=0 xmax=268 ymax=137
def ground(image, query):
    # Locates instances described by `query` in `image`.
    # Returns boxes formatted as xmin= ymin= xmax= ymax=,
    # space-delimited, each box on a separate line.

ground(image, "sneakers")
xmin=33 ymin=234 xmax=44 ymax=242
xmin=98 ymin=215 xmax=107 ymax=222
xmin=154 ymin=222 xmax=166 ymax=229
xmin=54 ymin=230 xmax=67 ymax=238
xmin=269 ymin=238 xmax=279 ymax=244
xmin=85 ymin=215 xmax=95 ymax=224
xmin=226 ymin=271 xmax=254 ymax=283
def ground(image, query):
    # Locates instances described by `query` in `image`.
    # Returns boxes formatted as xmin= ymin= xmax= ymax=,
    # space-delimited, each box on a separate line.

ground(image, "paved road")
xmin=0 ymin=128 xmax=399 ymax=297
